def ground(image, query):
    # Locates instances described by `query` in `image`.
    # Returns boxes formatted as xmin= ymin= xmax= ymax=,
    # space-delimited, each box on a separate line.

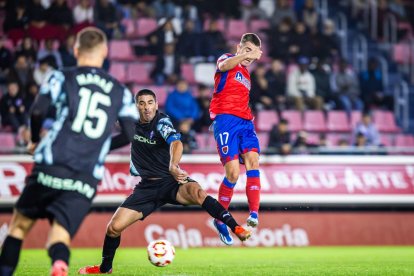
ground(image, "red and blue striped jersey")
xmin=209 ymin=53 xmax=253 ymax=121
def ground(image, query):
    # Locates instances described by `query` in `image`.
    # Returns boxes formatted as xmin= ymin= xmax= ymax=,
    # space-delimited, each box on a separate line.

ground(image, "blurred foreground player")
xmin=0 ymin=27 xmax=138 ymax=276
xmin=78 ymin=89 xmax=251 ymax=274
xmin=209 ymin=33 xmax=263 ymax=245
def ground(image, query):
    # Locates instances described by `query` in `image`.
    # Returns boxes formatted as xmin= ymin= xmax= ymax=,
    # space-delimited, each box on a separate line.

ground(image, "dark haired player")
xmin=0 ymin=27 xmax=138 ymax=276
xmin=209 ymin=33 xmax=263 ymax=245
xmin=78 ymin=89 xmax=251 ymax=274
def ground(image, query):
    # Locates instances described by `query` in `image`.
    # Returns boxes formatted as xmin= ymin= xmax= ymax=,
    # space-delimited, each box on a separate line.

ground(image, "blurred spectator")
xmin=174 ymin=1 xmax=199 ymax=23
xmin=302 ymin=0 xmax=318 ymax=32
xmin=376 ymin=0 xmax=395 ymax=40
xmin=165 ymin=78 xmax=199 ymax=126
xmin=311 ymin=58 xmax=332 ymax=110
xmin=287 ymin=56 xmax=322 ymax=111
xmin=330 ymin=58 xmax=363 ymax=118
xmin=194 ymin=84 xmax=212 ymax=133
xmin=37 ymin=39 xmax=62 ymax=69
xmin=94 ymin=0 xmax=122 ymax=39
xmin=351 ymin=112 xmax=380 ymax=146
xmin=265 ymin=59 xmax=287 ymax=113
xmin=271 ymin=0 xmax=296 ymax=28
xmin=3 ymin=4 xmax=29 ymax=32
xmin=290 ymin=21 xmax=311 ymax=59
xmin=293 ymin=130 xmax=317 ymax=153
xmin=250 ymin=63 xmax=272 ymax=112
xmin=389 ymin=0 xmax=406 ymax=19
xmin=24 ymin=82 xmax=39 ymax=111
xmin=73 ymin=0 xmax=94 ymax=25
xmin=268 ymin=19 xmax=294 ymax=62
xmin=318 ymin=133 xmax=328 ymax=147
xmin=176 ymin=19 xmax=202 ymax=61
xmin=59 ymin=34 xmax=77 ymax=68
xmin=135 ymin=0 xmax=155 ymax=18
xmin=201 ymin=19 xmax=228 ymax=61
xmin=0 ymin=37 xmax=13 ymax=84
xmin=27 ymin=0 xmax=59 ymax=41
xmin=151 ymin=43 xmax=181 ymax=85
xmin=146 ymin=18 xmax=178 ymax=56
xmin=0 ymin=81 xmax=27 ymax=133
xmin=3 ymin=4 xmax=29 ymax=45
xmin=178 ymin=119 xmax=198 ymax=153
xmin=152 ymin=0 xmax=176 ymax=19
xmin=293 ymin=0 xmax=306 ymax=19
xmin=311 ymin=19 xmax=341 ymax=60
xmin=33 ymin=56 xmax=53 ymax=86
xmin=240 ymin=0 xmax=267 ymax=21
xmin=198 ymin=0 xmax=240 ymax=19
xmin=15 ymin=37 xmax=38 ymax=66
xmin=351 ymin=0 xmax=367 ymax=21
xmin=8 ymin=55 xmax=35 ymax=94
xmin=258 ymin=0 xmax=275 ymax=18
xmin=29 ymin=0 xmax=48 ymax=25
xmin=354 ymin=132 xmax=367 ymax=147
xmin=268 ymin=118 xmax=291 ymax=155
xmin=338 ymin=138 xmax=349 ymax=147
xmin=359 ymin=57 xmax=393 ymax=111
xmin=46 ymin=0 xmax=73 ymax=31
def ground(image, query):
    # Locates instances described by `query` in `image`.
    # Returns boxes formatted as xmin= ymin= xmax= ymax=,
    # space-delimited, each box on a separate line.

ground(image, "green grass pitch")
xmin=14 ymin=247 xmax=414 ymax=275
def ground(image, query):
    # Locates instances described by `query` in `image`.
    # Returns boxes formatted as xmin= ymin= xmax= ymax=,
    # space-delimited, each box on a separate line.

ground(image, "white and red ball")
xmin=147 ymin=240 xmax=175 ymax=267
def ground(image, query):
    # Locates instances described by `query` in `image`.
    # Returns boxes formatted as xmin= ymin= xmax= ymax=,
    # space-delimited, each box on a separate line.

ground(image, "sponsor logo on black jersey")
xmin=134 ymin=134 xmax=156 ymax=144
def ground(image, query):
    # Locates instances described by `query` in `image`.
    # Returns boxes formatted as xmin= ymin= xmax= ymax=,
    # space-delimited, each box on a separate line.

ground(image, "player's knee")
xmin=187 ymin=183 xmax=206 ymax=205
xmin=106 ymin=222 xmax=123 ymax=237
xmin=246 ymin=160 xmax=259 ymax=170
xmin=9 ymin=219 xmax=31 ymax=238
xmin=244 ymin=155 xmax=259 ymax=170
xmin=194 ymin=186 xmax=207 ymax=205
xmin=226 ymin=171 xmax=239 ymax=183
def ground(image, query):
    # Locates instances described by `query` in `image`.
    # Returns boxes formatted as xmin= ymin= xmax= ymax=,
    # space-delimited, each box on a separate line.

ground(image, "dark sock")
xmin=0 ymin=236 xmax=23 ymax=276
xmin=100 ymin=235 xmax=120 ymax=273
xmin=48 ymin=242 xmax=70 ymax=265
xmin=202 ymin=195 xmax=238 ymax=232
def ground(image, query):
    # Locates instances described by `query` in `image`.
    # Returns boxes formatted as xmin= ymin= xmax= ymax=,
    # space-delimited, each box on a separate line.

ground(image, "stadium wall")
xmin=0 ymin=155 xmax=413 ymax=247
xmin=1 ymin=212 xmax=414 ymax=248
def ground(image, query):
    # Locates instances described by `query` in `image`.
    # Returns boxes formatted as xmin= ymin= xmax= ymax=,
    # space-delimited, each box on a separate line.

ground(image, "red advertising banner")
xmin=1 ymin=212 xmax=414 ymax=248
xmin=1 ymin=155 xmax=414 ymax=205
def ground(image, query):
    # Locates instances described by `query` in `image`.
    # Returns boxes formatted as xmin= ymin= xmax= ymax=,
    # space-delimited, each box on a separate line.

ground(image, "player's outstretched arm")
xmin=218 ymin=48 xmax=262 ymax=72
xmin=28 ymin=94 xmax=52 ymax=154
xmin=109 ymin=118 xmax=136 ymax=151
xmin=169 ymin=140 xmax=188 ymax=183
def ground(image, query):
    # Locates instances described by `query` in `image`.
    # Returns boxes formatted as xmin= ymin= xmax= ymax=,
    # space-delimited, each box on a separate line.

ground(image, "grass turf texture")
xmin=14 ymin=247 xmax=414 ymax=275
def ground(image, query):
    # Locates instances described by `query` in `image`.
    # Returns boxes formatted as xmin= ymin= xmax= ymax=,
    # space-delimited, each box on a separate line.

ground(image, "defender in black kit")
xmin=78 ymin=89 xmax=252 ymax=275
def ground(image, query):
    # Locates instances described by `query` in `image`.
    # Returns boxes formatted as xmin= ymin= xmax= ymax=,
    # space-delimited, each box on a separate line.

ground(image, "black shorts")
xmin=15 ymin=164 xmax=99 ymax=238
xmin=121 ymin=176 xmax=195 ymax=220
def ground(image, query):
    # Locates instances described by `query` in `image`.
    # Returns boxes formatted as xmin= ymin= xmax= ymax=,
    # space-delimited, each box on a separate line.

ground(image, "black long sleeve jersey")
xmin=130 ymin=111 xmax=181 ymax=179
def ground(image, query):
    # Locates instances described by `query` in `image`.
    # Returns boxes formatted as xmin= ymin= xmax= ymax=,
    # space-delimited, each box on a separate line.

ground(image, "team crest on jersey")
xmin=235 ymin=72 xmax=251 ymax=90
xmin=222 ymin=146 xmax=229 ymax=154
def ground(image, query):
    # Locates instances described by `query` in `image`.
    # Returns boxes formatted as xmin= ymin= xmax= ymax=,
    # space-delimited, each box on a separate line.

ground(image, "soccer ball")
xmin=147 ymin=239 xmax=175 ymax=267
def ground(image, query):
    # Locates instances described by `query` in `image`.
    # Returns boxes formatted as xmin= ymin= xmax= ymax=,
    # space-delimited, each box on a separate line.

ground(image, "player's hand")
xmin=245 ymin=48 xmax=262 ymax=61
xmin=169 ymin=165 xmax=188 ymax=184
xmin=27 ymin=142 xmax=38 ymax=155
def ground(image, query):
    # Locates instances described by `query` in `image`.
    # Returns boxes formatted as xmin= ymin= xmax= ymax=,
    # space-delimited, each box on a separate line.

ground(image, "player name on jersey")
xmin=76 ymin=73 xmax=114 ymax=94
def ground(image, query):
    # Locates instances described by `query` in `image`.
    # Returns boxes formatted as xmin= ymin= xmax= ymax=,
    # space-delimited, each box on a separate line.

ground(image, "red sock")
xmin=246 ymin=170 xmax=261 ymax=213
xmin=218 ymin=178 xmax=235 ymax=210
